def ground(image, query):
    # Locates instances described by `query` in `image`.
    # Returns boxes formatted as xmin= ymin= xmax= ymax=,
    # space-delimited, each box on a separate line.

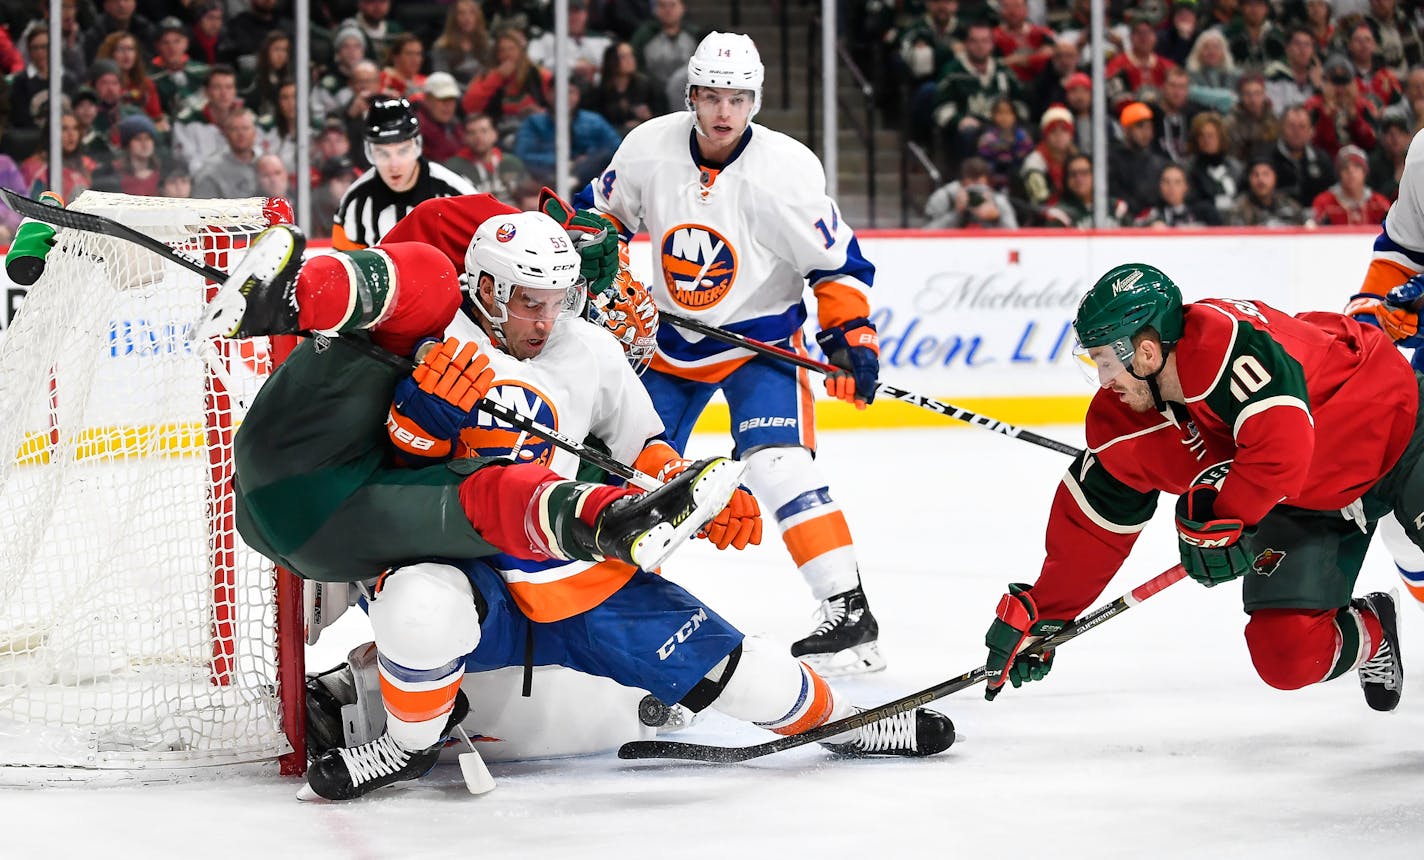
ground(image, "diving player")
xmin=294 ymin=202 xmax=955 ymax=800
xmin=984 ymin=265 xmax=1407 ymax=714
xmin=1341 ymin=126 xmax=1424 ymax=608
xmin=576 ymin=32 xmax=887 ymax=676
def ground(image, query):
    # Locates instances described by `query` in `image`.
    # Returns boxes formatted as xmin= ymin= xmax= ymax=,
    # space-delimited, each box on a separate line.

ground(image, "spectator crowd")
xmin=0 ymin=0 xmax=1419 ymax=241
xmin=888 ymin=0 xmax=1422 ymax=229
xmin=0 ymin=0 xmax=706 ymax=242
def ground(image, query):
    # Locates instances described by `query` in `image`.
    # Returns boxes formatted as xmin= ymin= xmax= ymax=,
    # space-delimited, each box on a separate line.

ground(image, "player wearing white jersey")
xmin=292 ymin=200 xmax=954 ymax=800
xmin=576 ymin=32 xmax=887 ymax=676
xmin=1343 ymin=127 xmax=1424 ymax=609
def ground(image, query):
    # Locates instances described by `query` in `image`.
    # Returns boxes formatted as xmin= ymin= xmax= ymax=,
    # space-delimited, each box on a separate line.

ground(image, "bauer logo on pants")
xmin=660 ymin=224 xmax=737 ymax=311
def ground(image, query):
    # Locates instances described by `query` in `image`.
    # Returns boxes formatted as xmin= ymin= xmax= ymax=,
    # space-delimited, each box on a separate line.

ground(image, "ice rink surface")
xmin=8 ymin=423 xmax=1424 ymax=860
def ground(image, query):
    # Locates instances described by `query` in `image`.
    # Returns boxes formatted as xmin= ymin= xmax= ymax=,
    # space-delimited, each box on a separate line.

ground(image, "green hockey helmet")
xmin=1073 ymin=263 xmax=1184 ymax=384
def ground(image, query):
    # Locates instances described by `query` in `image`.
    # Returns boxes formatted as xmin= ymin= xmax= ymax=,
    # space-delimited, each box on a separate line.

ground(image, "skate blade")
xmin=190 ymin=284 xmax=249 ymax=342
xmin=295 ymin=782 xmax=325 ymax=802
xmin=630 ymin=458 xmax=746 ymax=570
xmin=797 ymin=641 xmax=887 ymax=677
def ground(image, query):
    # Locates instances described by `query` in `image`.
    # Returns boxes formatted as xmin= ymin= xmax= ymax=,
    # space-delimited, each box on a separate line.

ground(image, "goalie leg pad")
xmin=742 ymin=445 xmax=860 ymax=599
xmin=369 ymin=563 xmax=483 ymax=751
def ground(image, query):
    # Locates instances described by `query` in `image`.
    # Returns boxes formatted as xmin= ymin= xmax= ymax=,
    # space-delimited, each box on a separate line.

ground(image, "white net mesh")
xmin=0 ymin=192 xmax=294 ymax=774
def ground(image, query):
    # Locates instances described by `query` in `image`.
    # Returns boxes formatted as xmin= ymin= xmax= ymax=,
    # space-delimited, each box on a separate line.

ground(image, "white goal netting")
xmin=0 ymin=192 xmax=298 ymax=779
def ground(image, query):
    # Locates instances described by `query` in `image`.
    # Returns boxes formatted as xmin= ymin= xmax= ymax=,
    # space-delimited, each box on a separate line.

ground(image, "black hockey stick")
xmin=329 ymin=337 xmax=666 ymax=491
xmin=1 ymin=187 xmax=228 ymax=282
xmin=661 ymin=310 xmax=1083 ymax=458
xmin=617 ymin=563 xmax=1188 ymax=763
xmin=0 ymin=188 xmax=668 ymax=491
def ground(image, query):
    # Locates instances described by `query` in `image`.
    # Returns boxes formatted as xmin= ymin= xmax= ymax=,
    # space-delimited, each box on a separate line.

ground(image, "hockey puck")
xmin=638 ymin=694 xmax=671 ymax=728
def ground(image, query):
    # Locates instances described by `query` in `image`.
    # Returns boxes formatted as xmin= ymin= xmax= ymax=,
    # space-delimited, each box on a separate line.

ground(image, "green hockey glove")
xmin=538 ymin=186 xmax=618 ymax=297
xmin=1175 ymin=463 xmax=1253 ymax=587
xmin=984 ymin=583 xmax=1067 ymax=701
xmin=5 ymin=191 xmax=64 ymax=286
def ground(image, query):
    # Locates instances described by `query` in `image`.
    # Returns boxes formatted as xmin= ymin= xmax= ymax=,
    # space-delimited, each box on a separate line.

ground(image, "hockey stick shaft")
xmin=329 ymin=336 xmax=665 ymax=491
xmin=662 ymin=311 xmax=1083 ymax=458
xmin=0 ymin=189 xmax=666 ymax=491
xmin=1 ymin=188 xmax=228 ymax=282
xmin=617 ymin=563 xmax=1188 ymax=763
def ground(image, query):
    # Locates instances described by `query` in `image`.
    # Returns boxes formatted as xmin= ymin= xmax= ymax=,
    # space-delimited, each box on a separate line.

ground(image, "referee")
xmin=332 ymin=97 xmax=476 ymax=250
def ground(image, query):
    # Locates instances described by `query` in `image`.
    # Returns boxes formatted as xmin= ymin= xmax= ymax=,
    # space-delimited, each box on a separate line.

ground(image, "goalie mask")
xmin=587 ymin=243 xmax=659 ymax=374
xmin=464 ymin=212 xmax=587 ymax=349
xmin=685 ymin=31 xmax=764 ymax=129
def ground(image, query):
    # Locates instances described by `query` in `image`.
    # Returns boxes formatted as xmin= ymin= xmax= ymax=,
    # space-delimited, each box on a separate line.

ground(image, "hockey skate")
xmin=820 ymin=706 xmax=955 ymax=757
xmin=1355 ymin=591 xmax=1403 ymax=712
xmin=192 ymin=223 xmax=306 ymax=342
xmin=299 ymin=690 xmax=470 ymax=801
xmin=791 ymin=585 xmax=886 ymax=676
xmin=580 ymin=457 xmax=746 ymax=571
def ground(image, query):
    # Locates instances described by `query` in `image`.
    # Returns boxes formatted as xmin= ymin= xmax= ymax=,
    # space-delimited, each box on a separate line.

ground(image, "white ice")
xmin=8 ymin=424 xmax=1424 ymax=859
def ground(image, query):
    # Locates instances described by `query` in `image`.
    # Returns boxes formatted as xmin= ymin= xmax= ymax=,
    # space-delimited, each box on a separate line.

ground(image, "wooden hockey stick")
xmin=662 ymin=310 xmax=1084 ymax=458
xmin=0 ymin=188 xmax=668 ymax=491
xmin=617 ymin=563 xmax=1188 ymax=763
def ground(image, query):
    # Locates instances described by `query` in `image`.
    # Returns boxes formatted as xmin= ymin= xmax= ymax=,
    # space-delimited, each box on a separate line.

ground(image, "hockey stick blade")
xmin=0 ymin=188 xmax=224 ymax=282
xmin=617 ymin=564 xmax=1187 ymax=763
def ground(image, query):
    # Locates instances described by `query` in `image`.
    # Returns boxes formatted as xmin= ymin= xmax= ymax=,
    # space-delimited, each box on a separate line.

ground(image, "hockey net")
xmin=0 ymin=191 xmax=303 ymax=781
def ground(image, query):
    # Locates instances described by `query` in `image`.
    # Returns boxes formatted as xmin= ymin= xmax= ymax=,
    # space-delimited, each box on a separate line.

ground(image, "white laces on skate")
xmin=1360 ymin=641 xmax=1399 ymax=688
xmin=848 ymin=710 xmax=918 ymax=754
xmin=338 ymin=733 xmax=414 ymax=786
xmin=807 ymin=595 xmax=849 ymax=637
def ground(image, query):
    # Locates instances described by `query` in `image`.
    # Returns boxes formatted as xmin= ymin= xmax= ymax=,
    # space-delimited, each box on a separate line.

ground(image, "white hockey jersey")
xmin=444 ymin=312 xmax=666 ymax=621
xmin=577 ymin=112 xmax=875 ymax=382
xmin=1364 ymin=128 xmax=1424 ymax=291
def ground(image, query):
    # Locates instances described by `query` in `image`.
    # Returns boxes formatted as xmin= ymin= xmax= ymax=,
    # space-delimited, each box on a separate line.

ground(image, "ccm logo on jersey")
xmin=657 ymin=607 xmax=709 ymax=660
xmin=738 ymin=416 xmax=797 ymax=433
xmin=660 ymin=224 xmax=737 ymax=311
xmin=456 ymin=381 xmax=559 ymax=465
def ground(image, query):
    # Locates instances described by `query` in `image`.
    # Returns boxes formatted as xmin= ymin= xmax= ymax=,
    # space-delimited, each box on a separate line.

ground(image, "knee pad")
xmin=703 ymin=636 xmax=838 ymax=732
xmin=1244 ymin=608 xmax=1339 ymax=690
xmin=368 ymin=563 xmax=483 ymax=670
xmin=741 ymin=446 xmax=821 ymax=514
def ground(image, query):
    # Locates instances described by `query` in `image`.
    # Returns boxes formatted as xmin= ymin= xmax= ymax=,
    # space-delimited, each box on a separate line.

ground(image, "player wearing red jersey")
xmin=984 ymin=264 xmax=1412 ymax=712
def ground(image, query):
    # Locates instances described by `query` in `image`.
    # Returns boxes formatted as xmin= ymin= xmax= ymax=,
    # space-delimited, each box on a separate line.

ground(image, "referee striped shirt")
xmin=332 ymin=158 xmax=477 ymax=250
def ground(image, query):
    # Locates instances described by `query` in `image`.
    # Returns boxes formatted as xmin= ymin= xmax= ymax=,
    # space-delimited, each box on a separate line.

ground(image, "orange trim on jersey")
xmin=330 ymin=223 xmax=365 ymax=252
xmin=781 ymin=510 xmax=853 ymax=567
xmin=773 ymin=665 xmax=834 ymax=736
xmin=792 ymin=331 xmax=818 ymax=450
xmin=1359 ymin=258 xmax=1420 ymax=297
xmin=1403 ymin=580 xmax=1424 ymax=605
xmin=812 ymin=281 xmax=871 ymax=329
xmin=506 ymin=559 xmax=639 ymax=623
xmin=633 ymin=441 xmax=682 ymax=478
xmin=379 ymin=675 xmax=462 ymax=724
xmin=648 ymin=351 xmax=755 ymax=383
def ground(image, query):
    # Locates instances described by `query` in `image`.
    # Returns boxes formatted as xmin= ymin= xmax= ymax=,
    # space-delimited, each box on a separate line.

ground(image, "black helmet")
xmin=363 ymin=97 xmax=420 ymax=144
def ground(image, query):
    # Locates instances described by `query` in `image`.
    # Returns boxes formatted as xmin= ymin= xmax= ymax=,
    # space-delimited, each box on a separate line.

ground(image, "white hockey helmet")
xmin=684 ymin=31 xmax=764 ymax=121
xmin=464 ymin=211 xmax=586 ymax=339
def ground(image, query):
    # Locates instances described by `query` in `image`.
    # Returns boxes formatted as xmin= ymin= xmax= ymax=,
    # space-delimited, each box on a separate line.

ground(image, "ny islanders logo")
xmin=660 ymin=224 xmax=738 ymax=311
xmin=496 ymin=222 xmax=517 ymax=242
xmin=457 ymin=381 xmax=558 ymax=466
